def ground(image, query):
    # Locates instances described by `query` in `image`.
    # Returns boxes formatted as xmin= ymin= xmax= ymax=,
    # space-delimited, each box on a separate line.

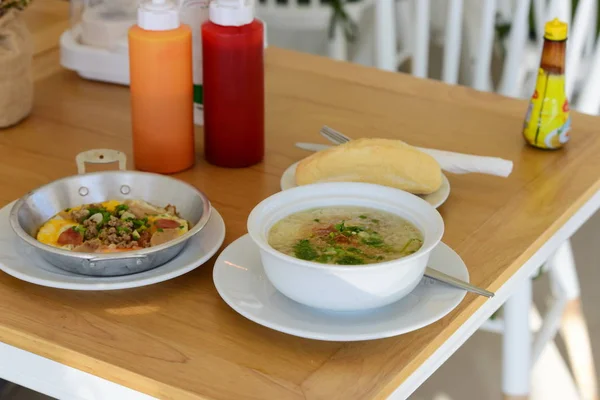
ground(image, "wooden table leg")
xmin=561 ymin=298 xmax=599 ymax=400
xmin=549 ymin=240 xmax=598 ymax=400
xmin=502 ymin=279 xmax=533 ymax=399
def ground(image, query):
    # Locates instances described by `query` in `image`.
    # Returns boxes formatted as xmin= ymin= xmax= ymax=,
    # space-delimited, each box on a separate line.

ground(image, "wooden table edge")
xmin=0 ymin=324 xmax=200 ymax=400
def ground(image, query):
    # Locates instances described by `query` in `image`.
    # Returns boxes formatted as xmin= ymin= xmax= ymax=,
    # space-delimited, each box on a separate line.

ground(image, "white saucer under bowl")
xmin=0 ymin=201 xmax=226 ymax=291
xmin=213 ymin=234 xmax=468 ymax=341
xmin=280 ymin=161 xmax=451 ymax=209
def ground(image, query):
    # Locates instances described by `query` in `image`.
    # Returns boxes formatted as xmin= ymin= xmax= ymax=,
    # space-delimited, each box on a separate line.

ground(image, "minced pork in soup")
xmin=268 ymin=206 xmax=423 ymax=265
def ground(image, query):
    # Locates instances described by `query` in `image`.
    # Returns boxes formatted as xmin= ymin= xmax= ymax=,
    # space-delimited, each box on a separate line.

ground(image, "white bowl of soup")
xmin=247 ymin=182 xmax=444 ymax=311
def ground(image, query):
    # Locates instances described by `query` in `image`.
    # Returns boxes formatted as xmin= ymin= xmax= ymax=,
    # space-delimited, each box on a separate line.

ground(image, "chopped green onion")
xmin=114 ymin=204 xmax=129 ymax=214
xmin=132 ymin=219 xmax=146 ymax=229
xmin=335 ymin=255 xmax=364 ymax=265
xmin=117 ymin=226 xmax=131 ymax=234
xmin=399 ymin=238 xmax=422 ymax=254
xmin=361 ymin=234 xmax=384 ymax=247
xmin=334 ymin=221 xmax=346 ymax=232
xmin=293 ymin=239 xmax=317 ymax=261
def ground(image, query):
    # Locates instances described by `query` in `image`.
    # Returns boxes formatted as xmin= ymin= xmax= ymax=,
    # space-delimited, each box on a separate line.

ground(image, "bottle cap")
xmin=209 ymin=0 xmax=254 ymax=27
xmin=544 ymin=18 xmax=568 ymax=41
xmin=137 ymin=0 xmax=180 ymax=31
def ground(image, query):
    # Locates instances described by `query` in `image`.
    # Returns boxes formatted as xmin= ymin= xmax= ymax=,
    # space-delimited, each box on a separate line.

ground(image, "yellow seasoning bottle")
xmin=523 ymin=18 xmax=571 ymax=149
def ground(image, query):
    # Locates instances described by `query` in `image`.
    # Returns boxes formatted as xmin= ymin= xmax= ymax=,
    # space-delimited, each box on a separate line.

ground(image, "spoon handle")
xmin=425 ymin=267 xmax=494 ymax=298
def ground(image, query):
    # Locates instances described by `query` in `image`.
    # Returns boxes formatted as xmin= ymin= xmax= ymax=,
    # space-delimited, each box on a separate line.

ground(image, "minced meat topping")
xmin=68 ymin=203 xmax=152 ymax=250
xmin=37 ymin=200 xmax=190 ymax=253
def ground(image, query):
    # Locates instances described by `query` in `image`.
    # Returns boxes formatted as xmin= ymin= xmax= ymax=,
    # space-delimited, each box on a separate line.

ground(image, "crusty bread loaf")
xmin=295 ymin=138 xmax=442 ymax=195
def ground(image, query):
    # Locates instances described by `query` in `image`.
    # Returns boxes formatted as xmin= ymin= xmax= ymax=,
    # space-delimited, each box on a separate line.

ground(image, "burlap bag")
xmin=0 ymin=9 xmax=33 ymax=128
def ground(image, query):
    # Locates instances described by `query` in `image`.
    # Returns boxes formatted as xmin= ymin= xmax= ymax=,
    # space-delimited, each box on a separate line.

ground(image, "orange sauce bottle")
xmin=128 ymin=0 xmax=195 ymax=174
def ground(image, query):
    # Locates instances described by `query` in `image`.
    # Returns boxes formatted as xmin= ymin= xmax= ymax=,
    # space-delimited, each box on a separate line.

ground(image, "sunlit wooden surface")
xmin=1 ymin=1 xmax=599 ymax=399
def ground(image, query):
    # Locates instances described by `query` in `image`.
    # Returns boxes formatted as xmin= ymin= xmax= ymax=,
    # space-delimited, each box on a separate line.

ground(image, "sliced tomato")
xmin=57 ymin=227 xmax=83 ymax=246
xmin=154 ymin=219 xmax=181 ymax=229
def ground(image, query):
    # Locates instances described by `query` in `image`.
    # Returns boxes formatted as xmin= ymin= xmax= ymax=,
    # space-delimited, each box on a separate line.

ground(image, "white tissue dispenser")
xmin=60 ymin=0 xmax=138 ymax=85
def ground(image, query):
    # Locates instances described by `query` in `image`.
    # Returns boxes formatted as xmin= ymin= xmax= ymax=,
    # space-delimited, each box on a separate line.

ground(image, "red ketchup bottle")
xmin=202 ymin=0 xmax=264 ymax=168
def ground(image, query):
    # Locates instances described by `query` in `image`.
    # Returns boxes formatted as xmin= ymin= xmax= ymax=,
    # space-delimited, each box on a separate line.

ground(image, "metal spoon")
xmin=425 ymin=267 xmax=494 ymax=298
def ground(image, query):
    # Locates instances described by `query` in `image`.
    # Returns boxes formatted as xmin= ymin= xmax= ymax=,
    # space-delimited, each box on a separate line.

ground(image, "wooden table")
xmin=1 ymin=2 xmax=600 ymax=399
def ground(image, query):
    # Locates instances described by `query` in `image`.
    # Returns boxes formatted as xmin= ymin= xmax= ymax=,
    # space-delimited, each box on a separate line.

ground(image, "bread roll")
xmin=295 ymin=138 xmax=442 ymax=195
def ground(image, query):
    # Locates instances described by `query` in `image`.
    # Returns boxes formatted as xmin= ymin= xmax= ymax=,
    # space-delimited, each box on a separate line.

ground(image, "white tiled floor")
xmin=2 ymin=213 xmax=599 ymax=400
xmin=0 ymin=383 xmax=52 ymax=400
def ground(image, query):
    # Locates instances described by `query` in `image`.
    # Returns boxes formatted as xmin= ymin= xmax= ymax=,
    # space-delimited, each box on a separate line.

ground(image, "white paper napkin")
xmin=295 ymin=142 xmax=514 ymax=177
xmin=415 ymin=147 xmax=513 ymax=177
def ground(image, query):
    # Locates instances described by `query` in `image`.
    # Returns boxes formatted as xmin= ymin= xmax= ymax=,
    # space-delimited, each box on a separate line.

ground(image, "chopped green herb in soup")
xmin=268 ymin=207 xmax=423 ymax=265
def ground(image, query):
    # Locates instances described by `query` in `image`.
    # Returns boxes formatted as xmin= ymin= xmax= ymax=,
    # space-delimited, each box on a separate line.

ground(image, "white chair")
xmin=495 ymin=3 xmax=599 ymax=398
xmin=390 ymin=0 xmax=529 ymax=94
xmin=255 ymin=0 xmax=401 ymax=70
xmin=390 ymin=1 xmax=598 ymax=399
xmin=255 ymin=0 xmax=373 ymax=62
xmin=575 ymin=27 xmax=600 ymax=114
xmin=513 ymin=0 xmax=598 ymax=100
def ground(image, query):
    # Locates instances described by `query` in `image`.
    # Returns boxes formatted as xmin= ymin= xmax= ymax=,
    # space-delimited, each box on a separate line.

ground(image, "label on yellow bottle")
xmin=523 ymin=68 xmax=571 ymax=149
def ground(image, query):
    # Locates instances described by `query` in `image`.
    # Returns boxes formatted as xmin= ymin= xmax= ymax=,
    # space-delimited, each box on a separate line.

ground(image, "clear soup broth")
xmin=268 ymin=206 xmax=423 ymax=265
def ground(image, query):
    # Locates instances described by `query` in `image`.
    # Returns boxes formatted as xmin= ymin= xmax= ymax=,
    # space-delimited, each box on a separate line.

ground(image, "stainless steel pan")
xmin=9 ymin=149 xmax=212 ymax=277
